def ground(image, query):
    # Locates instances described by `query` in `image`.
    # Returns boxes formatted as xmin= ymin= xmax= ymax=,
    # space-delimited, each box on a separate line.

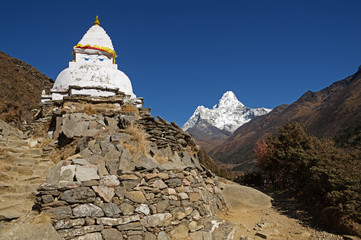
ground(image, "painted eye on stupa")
xmin=83 ymin=57 xmax=90 ymax=61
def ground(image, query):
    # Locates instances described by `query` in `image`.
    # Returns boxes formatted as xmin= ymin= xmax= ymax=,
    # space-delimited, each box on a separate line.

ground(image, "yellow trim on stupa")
xmin=72 ymin=17 xmax=117 ymax=63
xmin=94 ymin=16 xmax=100 ymax=25
xmin=73 ymin=44 xmax=117 ymax=58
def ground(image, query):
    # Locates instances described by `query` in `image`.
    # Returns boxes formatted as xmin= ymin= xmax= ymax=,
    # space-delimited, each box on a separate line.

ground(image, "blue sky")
xmin=1 ymin=1 xmax=361 ymax=126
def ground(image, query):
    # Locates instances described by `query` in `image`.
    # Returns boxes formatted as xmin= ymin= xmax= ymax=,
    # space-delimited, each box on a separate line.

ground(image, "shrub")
xmin=255 ymin=121 xmax=361 ymax=236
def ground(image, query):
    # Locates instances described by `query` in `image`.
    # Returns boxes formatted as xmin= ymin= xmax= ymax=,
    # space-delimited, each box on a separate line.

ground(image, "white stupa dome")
xmin=74 ymin=16 xmax=116 ymax=59
xmin=50 ymin=16 xmax=136 ymax=100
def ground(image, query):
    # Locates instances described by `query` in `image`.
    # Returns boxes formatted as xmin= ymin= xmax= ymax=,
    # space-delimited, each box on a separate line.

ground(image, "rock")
xmin=46 ymin=161 xmax=63 ymax=184
xmin=73 ymin=232 xmax=103 ymax=240
xmin=42 ymin=195 xmax=54 ymax=204
xmin=72 ymin=158 xmax=91 ymax=166
xmin=76 ymin=165 xmax=99 ymax=182
xmin=100 ymin=175 xmax=120 ymax=187
xmin=57 ymin=225 xmax=104 ymax=239
xmin=59 ymin=165 xmax=76 ymax=182
xmin=92 ymin=185 xmax=115 ymax=202
xmin=122 ymin=180 xmax=139 ymax=189
xmin=211 ymin=221 xmax=236 ymax=240
xmin=158 ymin=172 xmax=169 ymax=180
xmin=73 ymin=203 xmax=104 ymax=217
xmin=128 ymin=235 xmax=143 ymax=240
xmin=221 ymin=183 xmax=272 ymax=210
xmin=190 ymin=210 xmax=201 ymax=220
xmin=135 ymin=204 xmax=150 ymax=215
xmin=165 ymin=178 xmax=182 ymax=188
xmin=101 ymin=228 xmax=123 ymax=240
xmin=168 ymin=188 xmax=176 ymax=195
xmin=118 ymin=148 xmax=135 ymax=173
xmin=255 ymin=229 xmax=279 ymax=239
xmin=125 ymin=191 xmax=147 ymax=203
xmin=44 ymin=206 xmax=72 ymax=219
xmin=143 ymin=213 xmax=172 ymax=228
xmin=0 ymin=213 xmax=63 ymax=240
xmin=100 ymin=141 xmax=117 ymax=153
xmin=169 ymin=224 xmax=189 ymax=240
xmin=120 ymin=202 xmax=135 ymax=215
xmin=178 ymin=192 xmax=189 ymax=200
xmin=156 ymin=199 xmax=169 ymax=213
xmin=117 ymin=222 xmax=144 ymax=231
xmin=157 ymin=231 xmax=170 ymax=240
xmin=145 ymin=232 xmax=157 ymax=240
xmin=152 ymin=179 xmax=168 ymax=189
xmin=135 ymin=155 xmax=160 ymax=170
xmin=189 ymin=231 xmax=211 ymax=240
xmin=189 ymin=192 xmax=200 ymax=202
xmin=54 ymin=218 xmax=85 ymax=230
xmin=97 ymin=162 xmax=109 ymax=177
xmin=115 ymin=187 xmax=126 ymax=199
xmin=180 ymin=152 xmax=195 ymax=168
xmin=96 ymin=215 xmax=140 ymax=226
xmin=106 ymin=160 xmax=119 ymax=175
xmin=102 ymin=203 xmax=121 ymax=217
xmin=59 ymin=187 xmax=96 ymax=203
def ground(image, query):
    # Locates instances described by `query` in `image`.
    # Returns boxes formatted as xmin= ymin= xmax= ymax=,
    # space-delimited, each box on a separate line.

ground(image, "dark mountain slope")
xmin=0 ymin=52 xmax=54 ymax=127
xmin=210 ymin=66 xmax=361 ymax=172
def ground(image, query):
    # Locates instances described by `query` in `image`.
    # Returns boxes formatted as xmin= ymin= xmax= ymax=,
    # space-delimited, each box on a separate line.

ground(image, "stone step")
xmin=0 ymin=183 xmax=39 ymax=194
xmin=9 ymin=166 xmax=34 ymax=175
xmin=0 ymin=197 xmax=34 ymax=220
xmin=0 ymin=192 xmax=34 ymax=201
xmin=0 ymin=172 xmax=13 ymax=182
xmin=33 ymin=169 xmax=50 ymax=177
xmin=7 ymin=152 xmax=24 ymax=158
xmin=7 ymin=147 xmax=43 ymax=155
xmin=13 ymin=158 xmax=40 ymax=166
xmin=16 ymin=175 xmax=45 ymax=182
xmin=0 ymin=183 xmax=16 ymax=193
xmin=0 ymin=140 xmax=26 ymax=148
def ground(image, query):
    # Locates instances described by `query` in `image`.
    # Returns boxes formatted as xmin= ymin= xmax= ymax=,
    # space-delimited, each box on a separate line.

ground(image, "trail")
xmin=218 ymin=179 xmax=354 ymax=240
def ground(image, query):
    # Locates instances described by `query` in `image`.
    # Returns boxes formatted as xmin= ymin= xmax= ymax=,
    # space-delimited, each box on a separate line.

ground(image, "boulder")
xmin=0 ymin=213 xmax=62 ymax=240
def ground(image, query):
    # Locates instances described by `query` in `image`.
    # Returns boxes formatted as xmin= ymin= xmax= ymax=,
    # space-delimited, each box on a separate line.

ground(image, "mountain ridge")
xmin=0 ymin=51 xmax=54 ymax=127
xmin=210 ymin=66 xmax=361 ymax=172
xmin=182 ymin=91 xmax=271 ymax=151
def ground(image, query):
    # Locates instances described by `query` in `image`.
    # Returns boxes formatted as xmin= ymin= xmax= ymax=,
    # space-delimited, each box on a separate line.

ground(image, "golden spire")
xmin=94 ymin=16 xmax=100 ymax=25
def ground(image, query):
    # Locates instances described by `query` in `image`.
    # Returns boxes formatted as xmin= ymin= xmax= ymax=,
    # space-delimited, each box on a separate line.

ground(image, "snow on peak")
xmin=213 ymin=91 xmax=244 ymax=109
xmin=182 ymin=91 xmax=272 ymax=134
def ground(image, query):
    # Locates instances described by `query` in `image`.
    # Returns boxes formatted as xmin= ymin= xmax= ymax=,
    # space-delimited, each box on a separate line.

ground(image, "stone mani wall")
xmin=32 ymin=96 xmax=234 ymax=239
xmin=35 ymin=166 xmax=225 ymax=240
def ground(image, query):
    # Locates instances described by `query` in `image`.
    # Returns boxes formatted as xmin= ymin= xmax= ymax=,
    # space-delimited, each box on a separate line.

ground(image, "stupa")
xmin=44 ymin=17 xmax=136 ymax=101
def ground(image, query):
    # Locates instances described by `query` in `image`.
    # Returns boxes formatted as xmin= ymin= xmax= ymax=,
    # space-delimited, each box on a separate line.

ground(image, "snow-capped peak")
xmin=182 ymin=91 xmax=272 ymax=134
xmin=213 ymin=91 xmax=244 ymax=109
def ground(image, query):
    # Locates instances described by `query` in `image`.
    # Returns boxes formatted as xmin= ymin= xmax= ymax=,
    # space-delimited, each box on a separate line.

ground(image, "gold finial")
xmin=94 ymin=16 xmax=100 ymax=25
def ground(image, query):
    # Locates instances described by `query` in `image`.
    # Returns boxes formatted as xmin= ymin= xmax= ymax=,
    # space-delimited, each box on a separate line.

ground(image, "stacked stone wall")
xmin=30 ymin=96 xmax=235 ymax=239
xmin=35 ymin=165 xmax=225 ymax=240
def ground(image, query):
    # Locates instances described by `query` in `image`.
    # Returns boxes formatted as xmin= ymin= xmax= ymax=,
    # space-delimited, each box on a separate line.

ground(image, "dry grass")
xmin=122 ymin=104 xmax=139 ymax=115
xmin=49 ymin=139 xmax=79 ymax=163
xmin=124 ymin=124 xmax=149 ymax=155
xmin=83 ymin=104 xmax=97 ymax=115
xmin=154 ymin=154 xmax=169 ymax=164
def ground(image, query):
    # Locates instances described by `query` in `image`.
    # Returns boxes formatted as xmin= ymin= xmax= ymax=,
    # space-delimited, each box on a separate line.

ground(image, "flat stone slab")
xmin=221 ymin=183 xmax=272 ymax=210
xmin=76 ymin=165 xmax=99 ymax=182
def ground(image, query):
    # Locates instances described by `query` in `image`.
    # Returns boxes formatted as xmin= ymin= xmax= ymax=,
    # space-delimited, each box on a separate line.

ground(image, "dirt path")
xmin=218 ymin=179 xmax=353 ymax=240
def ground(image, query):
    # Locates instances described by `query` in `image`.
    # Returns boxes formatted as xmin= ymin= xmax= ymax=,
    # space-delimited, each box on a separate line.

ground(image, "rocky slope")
xmin=0 ymin=97 xmax=350 ymax=239
xmin=210 ymin=66 xmax=361 ymax=172
xmin=182 ymin=91 xmax=271 ymax=151
xmin=0 ymin=52 xmax=54 ymax=127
